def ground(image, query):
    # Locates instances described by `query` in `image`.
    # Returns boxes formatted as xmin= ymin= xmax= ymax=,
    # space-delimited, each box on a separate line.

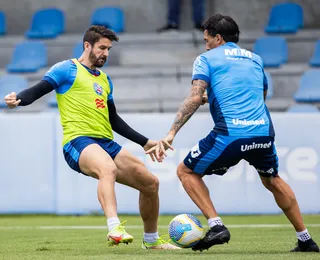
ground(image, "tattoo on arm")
xmin=169 ymin=80 xmax=208 ymax=135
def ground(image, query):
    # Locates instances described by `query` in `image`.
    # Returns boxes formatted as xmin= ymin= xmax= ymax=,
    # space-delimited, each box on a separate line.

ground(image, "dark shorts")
xmin=63 ymin=136 xmax=122 ymax=174
xmin=183 ymin=131 xmax=278 ymax=178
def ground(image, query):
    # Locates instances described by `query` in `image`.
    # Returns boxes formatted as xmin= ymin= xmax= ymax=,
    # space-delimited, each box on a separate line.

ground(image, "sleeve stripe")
xmin=192 ymin=74 xmax=210 ymax=84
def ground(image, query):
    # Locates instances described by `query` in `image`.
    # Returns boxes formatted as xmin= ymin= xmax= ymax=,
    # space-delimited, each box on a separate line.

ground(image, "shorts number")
xmin=191 ymin=143 xmax=202 ymax=158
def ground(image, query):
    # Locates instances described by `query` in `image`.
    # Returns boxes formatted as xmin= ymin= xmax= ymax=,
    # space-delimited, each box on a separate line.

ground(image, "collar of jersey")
xmin=77 ymin=60 xmax=101 ymax=76
xmin=222 ymin=42 xmax=238 ymax=48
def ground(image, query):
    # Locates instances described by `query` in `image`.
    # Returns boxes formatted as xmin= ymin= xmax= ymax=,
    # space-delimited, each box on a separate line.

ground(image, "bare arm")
xmin=168 ymin=79 xmax=208 ymax=137
xmin=145 ymin=79 xmax=208 ymax=161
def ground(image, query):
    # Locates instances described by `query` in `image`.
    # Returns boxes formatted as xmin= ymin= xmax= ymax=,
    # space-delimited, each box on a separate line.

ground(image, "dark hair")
xmin=203 ymin=14 xmax=240 ymax=43
xmin=83 ymin=25 xmax=119 ymax=46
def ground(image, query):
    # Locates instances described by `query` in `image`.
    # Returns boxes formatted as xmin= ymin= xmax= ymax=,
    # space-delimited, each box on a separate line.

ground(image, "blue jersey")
xmin=192 ymin=42 xmax=274 ymax=137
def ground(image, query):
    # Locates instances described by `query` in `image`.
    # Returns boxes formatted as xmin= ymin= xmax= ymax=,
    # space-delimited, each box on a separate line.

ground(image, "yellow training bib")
xmin=56 ymin=59 xmax=113 ymax=146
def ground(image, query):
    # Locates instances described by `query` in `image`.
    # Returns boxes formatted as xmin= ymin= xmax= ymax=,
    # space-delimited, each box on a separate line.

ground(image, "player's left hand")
xmin=143 ymin=139 xmax=163 ymax=162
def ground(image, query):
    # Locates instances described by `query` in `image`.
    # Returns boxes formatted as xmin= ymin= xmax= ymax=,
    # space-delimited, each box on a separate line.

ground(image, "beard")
xmin=89 ymin=51 xmax=107 ymax=68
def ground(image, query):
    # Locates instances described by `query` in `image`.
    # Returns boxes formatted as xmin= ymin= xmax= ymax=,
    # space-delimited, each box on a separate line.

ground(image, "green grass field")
xmin=0 ymin=214 xmax=319 ymax=260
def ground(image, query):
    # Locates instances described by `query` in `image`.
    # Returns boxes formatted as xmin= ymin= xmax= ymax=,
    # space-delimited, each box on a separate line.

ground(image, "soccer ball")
xmin=168 ymin=214 xmax=204 ymax=248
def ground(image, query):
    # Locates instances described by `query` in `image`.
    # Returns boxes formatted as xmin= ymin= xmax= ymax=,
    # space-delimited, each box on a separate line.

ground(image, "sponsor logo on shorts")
xmin=93 ymin=82 xmax=103 ymax=95
xmin=190 ymin=143 xmax=201 ymax=158
xmin=241 ymin=141 xmax=272 ymax=152
xmin=257 ymin=168 xmax=274 ymax=175
xmin=232 ymin=118 xmax=265 ymax=126
xmin=211 ymin=167 xmax=228 ymax=173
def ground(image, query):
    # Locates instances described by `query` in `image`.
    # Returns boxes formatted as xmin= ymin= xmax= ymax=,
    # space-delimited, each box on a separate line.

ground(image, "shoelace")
xmin=115 ymin=220 xmax=128 ymax=232
xmin=144 ymin=234 xmax=171 ymax=245
xmin=157 ymin=234 xmax=172 ymax=244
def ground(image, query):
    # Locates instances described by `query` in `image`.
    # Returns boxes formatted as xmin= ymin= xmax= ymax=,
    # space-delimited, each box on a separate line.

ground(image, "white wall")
xmin=0 ymin=112 xmax=319 ymax=214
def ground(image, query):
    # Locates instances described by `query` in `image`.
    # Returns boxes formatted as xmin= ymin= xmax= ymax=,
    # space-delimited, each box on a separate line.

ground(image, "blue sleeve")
xmin=107 ymin=75 xmax=114 ymax=103
xmin=42 ymin=60 xmax=71 ymax=89
xmin=263 ymin=70 xmax=268 ymax=91
xmin=192 ymin=55 xmax=210 ymax=84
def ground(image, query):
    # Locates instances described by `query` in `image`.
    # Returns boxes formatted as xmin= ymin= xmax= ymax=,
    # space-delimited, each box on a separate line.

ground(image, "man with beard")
xmin=146 ymin=14 xmax=319 ymax=253
xmin=4 ymin=25 xmax=180 ymax=250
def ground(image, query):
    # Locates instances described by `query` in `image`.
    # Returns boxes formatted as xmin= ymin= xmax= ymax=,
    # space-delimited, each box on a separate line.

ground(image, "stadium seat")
xmin=287 ymin=104 xmax=319 ymax=113
xmin=309 ymin=40 xmax=320 ymax=67
xmin=0 ymin=11 xmax=6 ymax=35
xmin=91 ymin=7 xmax=125 ymax=33
xmin=253 ymin=36 xmax=288 ymax=67
xmin=264 ymin=71 xmax=273 ymax=99
xmin=72 ymin=42 xmax=83 ymax=58
xmin=294 ymin=70 xmax=320 ymax=102
xmin=265 ymin=3 xmax=303 ymax=33
xmin=0 ymin=75 xmax=28 ymax=108
xmin=7 ymin=41 xmax=47 ymax=73
xmin=25 ymin=8 xmax=65 ymax=39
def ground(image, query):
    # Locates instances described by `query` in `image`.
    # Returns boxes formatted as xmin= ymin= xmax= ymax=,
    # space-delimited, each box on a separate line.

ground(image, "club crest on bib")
xmin=93 ymin=82 xmax=103 ymax=95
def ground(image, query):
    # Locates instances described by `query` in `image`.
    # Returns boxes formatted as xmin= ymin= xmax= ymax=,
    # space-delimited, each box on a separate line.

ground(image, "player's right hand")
xmin=145 ymin=134 xmax=174 ymax=162
xmin=160 ymin=135 xmax=174 ymax=154
xmin=4 ymin=92 xmax=21 ymax=108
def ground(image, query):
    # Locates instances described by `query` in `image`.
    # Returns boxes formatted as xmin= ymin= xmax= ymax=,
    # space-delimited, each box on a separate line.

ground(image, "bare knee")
xmin=261 ymin=177 xmax=275 ymax=192
xmin=134 ymin=163 xmax=159 ymax=195
xmin=150 ymin=175 xmax=159 ymax=193
xmin=177 ymin=162 xmax=191 ymax=181
xmin=261 ymin=176 xmax=295 ymax=196
xmin=142 ymin=175 xmax=159 ymax=196
xmin=96 ymin=167 xmax=117 ymax=181
xmin=262 ymin=176 xmax=297 ymax=210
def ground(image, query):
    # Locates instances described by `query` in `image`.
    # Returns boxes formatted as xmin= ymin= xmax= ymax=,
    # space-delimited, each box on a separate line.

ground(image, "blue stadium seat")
xmin=91 ymin=7 xmax=125 ymax=33
xmin=253 ymin=36 xmax=288 ymax=67
xmin=265 ymin=3 xmax=303 ymax=33
xmin=264 ymin=71 xmax=273 ymax=99
xmin=294 ymin=70 xmax=320 ymax=102
xmin=25 ymin=8 xmax=65 ymax=39
xmin=7 ymin=41 xmax=47 ymax=73
xmin=0 ymin=75 xmax=28 ymax=108
xmin=309 ymin=40 xmax=320 ymax=67
xmin=0 ymin=11 xmax=6 ymax=35
xmin=72 ymin=42 xmax=83 ymax=58
xmin=287 ymin=104 xmax=319 ymax=113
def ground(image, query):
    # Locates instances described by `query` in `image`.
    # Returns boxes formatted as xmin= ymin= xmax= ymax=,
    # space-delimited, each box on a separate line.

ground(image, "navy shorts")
xmin=63 ymin=136 xmax=122 ymax=174
xmin=184 ymin=131 xmax=278 ymax=178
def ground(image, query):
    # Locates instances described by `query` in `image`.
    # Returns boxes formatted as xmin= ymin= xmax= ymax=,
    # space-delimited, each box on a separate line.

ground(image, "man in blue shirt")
xmin=147 ymin=14 xmax=319 ymax=253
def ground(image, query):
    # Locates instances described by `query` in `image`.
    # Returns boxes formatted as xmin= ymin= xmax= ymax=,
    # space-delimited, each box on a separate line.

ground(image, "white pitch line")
xmin=0 ymin=224 xmax=320 ymax=230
